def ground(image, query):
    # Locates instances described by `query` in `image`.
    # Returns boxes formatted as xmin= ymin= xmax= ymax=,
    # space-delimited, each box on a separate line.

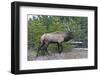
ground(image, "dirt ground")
xmin=28 ymin=48 xmax=88 ymax=61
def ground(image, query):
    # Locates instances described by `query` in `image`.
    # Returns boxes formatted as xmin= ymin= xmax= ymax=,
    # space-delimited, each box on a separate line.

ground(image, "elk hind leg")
xmin=60 ymin=44 xmax=63 ymax=53
xmin=57 ymin=43 xmax=60 ymax=53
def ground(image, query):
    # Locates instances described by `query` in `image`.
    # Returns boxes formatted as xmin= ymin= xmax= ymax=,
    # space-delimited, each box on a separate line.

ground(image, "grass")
xmin=28 ymin=43 xmax=73 ymax=59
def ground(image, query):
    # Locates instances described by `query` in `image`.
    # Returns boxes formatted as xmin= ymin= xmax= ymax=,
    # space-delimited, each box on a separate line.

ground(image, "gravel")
xmin=28 ymin=48 xmax=88 ymax=61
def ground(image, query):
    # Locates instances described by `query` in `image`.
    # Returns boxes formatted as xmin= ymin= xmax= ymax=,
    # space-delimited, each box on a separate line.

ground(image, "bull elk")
xmin=36 ymin=31 xmax=74 ymax=57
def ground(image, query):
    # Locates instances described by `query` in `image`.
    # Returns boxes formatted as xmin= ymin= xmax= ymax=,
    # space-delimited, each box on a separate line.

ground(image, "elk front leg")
xmin=36 ymin=43 xmax=44 ymax=57
xmin=43 ymin=43 xmax=49 ymax=55
xmin=59 ymin=43 xmax=63 ymax=53
xmin=36 ymin=48 xmax=41 ymax=57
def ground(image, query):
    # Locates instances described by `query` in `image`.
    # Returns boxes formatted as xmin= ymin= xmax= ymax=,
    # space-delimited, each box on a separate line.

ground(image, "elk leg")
xmin=60 ymin=44 xmax=63 ymax=53
xmin=45 ymin=47 xmax=49 ymax=55
xmin=36 ymin=49 xmax=40 ymax=57
xmin=43 ymin=43 xmax=49 ymax=55
xmin=59 ymin=43 xmax=63 ymax=53
xmin=57 ymin=43 xmax=60 ymax=53
xmin=36 ymin=48 xmax=41 ymax=57
xmin=41 ymin=50 xmax=45 ymax=56
xmin=36 ymin=43 xmax=44 ymax=57
xmin=45 ymin=44 xmax=49 ymax=55
xmin=38 ymin=43 xmax=44 ymax=51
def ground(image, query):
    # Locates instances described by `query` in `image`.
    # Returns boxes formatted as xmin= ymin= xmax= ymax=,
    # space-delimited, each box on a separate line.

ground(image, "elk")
xmin=36 ymin=31 xmax=74 ymax=57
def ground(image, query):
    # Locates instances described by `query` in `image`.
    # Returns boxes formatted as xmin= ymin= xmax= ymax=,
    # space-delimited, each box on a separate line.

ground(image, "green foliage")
xmin=28 ymin=15 xmax=88 ymax=53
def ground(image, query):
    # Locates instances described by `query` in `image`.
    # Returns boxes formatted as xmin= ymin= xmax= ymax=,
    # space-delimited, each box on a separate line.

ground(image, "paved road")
xmin=28 ymin=48 xmax=88 ymax=61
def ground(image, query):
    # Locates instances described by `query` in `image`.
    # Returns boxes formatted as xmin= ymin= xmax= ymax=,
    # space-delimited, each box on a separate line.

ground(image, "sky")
xmin=28 ymin=15 xmax=33 ymax=20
